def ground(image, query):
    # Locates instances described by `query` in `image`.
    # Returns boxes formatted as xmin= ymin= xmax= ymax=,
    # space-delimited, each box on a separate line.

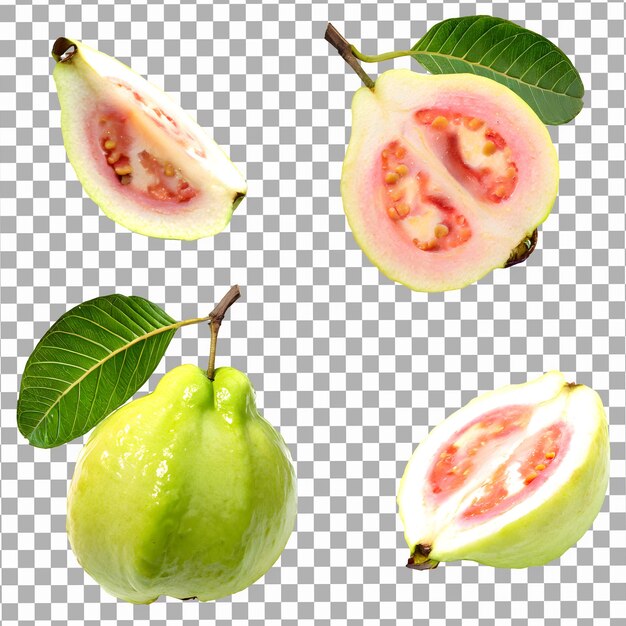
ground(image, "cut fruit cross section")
xmin=52 ymin=37 xmax=247 ymax=240
xmin=342 ymin=70 xmax=559 ymax=291
xmin=398 ymin=372 xmax=609 ymax=569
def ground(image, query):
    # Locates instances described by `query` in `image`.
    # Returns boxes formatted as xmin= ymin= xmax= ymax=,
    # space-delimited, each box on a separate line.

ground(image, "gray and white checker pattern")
xmin=1 ymin=0 xmax=625 ymax=623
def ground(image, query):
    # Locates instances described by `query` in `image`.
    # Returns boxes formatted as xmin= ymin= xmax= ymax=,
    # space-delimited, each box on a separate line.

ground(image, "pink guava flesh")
xmin=90 ymin=108 xmax=198 ymax=210
xmin=379 ymin=108 xmax=520 ymax=255
xmin=426 ymin=404 xmax=571 ymax=525
xmin=85 ymin=77 xmax=216 ymax=213
xmin=414 ymin=109 xmax=518 ymax=204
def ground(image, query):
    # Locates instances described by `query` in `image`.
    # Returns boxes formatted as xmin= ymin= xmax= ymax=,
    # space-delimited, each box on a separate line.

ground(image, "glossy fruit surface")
xmin=52 ymin=37 xmax=247 ymax=240
xmin=342 ymin=69 xmax=559 ymax=291
xmin=67 ymin=364 xmax=296 ymax=603
xmin=398 ymin=372 xmax=609 ymax=569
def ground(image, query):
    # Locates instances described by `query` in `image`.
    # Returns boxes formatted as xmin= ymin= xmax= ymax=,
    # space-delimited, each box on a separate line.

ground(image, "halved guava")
xmin=397 ymin=372 xmax=609 ymax=569
xmin=342 ymin=70 xmax=559 ymax=291
xmin=52 ymin=37 xmax=247 ymax=240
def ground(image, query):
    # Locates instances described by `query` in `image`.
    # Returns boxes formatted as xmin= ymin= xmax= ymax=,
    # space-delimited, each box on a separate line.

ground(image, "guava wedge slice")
xmin=342 ymin=69 xmax=559 ymax=291
xmin=397 ymin=372 xmax=609 ymax=569
xmin=52 ymin=37 xmax=247 ymax=240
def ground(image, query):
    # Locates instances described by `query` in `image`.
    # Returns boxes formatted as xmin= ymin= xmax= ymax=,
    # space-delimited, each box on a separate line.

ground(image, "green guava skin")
xmin=67 ymin=364 xmax=297 ymax=603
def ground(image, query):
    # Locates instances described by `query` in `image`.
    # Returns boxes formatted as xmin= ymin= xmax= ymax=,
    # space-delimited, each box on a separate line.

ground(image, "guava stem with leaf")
xmin=325 ymin=23 xmax=417 ymax=85
xmin=325 ymin=23 xmax=481 ymax=81
xmin=207 ymin=285 xmax=241 ymax=380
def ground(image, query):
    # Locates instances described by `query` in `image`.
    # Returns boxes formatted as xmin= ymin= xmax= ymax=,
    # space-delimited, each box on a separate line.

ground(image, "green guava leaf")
xmin=411 ymin=15 xmax=584 ymax=125
xmin=18 ymin=295 xmax=183 ymax=448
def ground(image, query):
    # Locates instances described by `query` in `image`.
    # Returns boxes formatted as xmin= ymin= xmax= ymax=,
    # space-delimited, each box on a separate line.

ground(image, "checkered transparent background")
xmin=1 ymin=0 xmax=625 ymax=624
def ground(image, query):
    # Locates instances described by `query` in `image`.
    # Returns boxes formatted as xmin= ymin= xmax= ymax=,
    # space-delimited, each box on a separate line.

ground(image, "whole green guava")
xmin=67 ymin=364 xmax=297 ymax=603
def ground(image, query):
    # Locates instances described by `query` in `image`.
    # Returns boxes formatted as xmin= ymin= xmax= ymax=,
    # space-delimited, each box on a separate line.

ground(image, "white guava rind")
xmin=397 ymin=373 xmax=609 ymax=568
xmin=53 ymin=39 xmax=247 ymax=240
xmin=341 ymin=69 xmax=559 ymax=292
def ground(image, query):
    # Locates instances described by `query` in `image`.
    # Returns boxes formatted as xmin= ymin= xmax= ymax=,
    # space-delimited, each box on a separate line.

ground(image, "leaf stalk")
xmin=351 ymin=46 xmax=414 ymax=64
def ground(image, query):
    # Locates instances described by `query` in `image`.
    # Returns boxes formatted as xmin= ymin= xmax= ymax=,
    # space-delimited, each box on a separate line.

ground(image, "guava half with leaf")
xmin=52 ymin=37 xmax=247 ymax=240
xmin=397 ymin=372 xmax=609 ymax=569
xmin=325 ymin=21 xmax=575 ymax=291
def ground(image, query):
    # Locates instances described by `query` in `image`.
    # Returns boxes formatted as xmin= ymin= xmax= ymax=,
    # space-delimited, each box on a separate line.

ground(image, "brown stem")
xmin=207 ymin=285 xmax=241 ymax=380
xmin=407 ymin=544 xmax=439 ymax=570
xmin=504 ymin=229 xmax=538 ymax=268
xmin=325 ymin=23 xmax=375 ymax=89
xmin=52 ymin=37 xmax=78 ymax=63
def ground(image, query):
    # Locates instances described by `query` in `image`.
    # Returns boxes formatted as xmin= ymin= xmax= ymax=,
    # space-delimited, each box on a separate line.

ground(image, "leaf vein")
xmin=80 ymin=301 xmax=152 ymax=335
xmin=60 ymin=314 xmax=133 ymax=342
xmin=518 ymin=48 xmax=563 ymax=83
xmin=38 ymin=330 xmax=116 ymax=354
xmin=414 ymin=50 xmax=581 ymax=101
xmin=464 ymin=25 xmax=519 ymax=61
xmin=27 ymin=360 xmax=89 ymax=371
xmin=487 ymin=36 xmax=530 ymax=70
xmin=83 ymin=365 xmax=103 ymax=430
xmin=31 ymin=345 xmax=100 ymax=363
xmin=433 ymin=20 xmax=467 ymax=54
